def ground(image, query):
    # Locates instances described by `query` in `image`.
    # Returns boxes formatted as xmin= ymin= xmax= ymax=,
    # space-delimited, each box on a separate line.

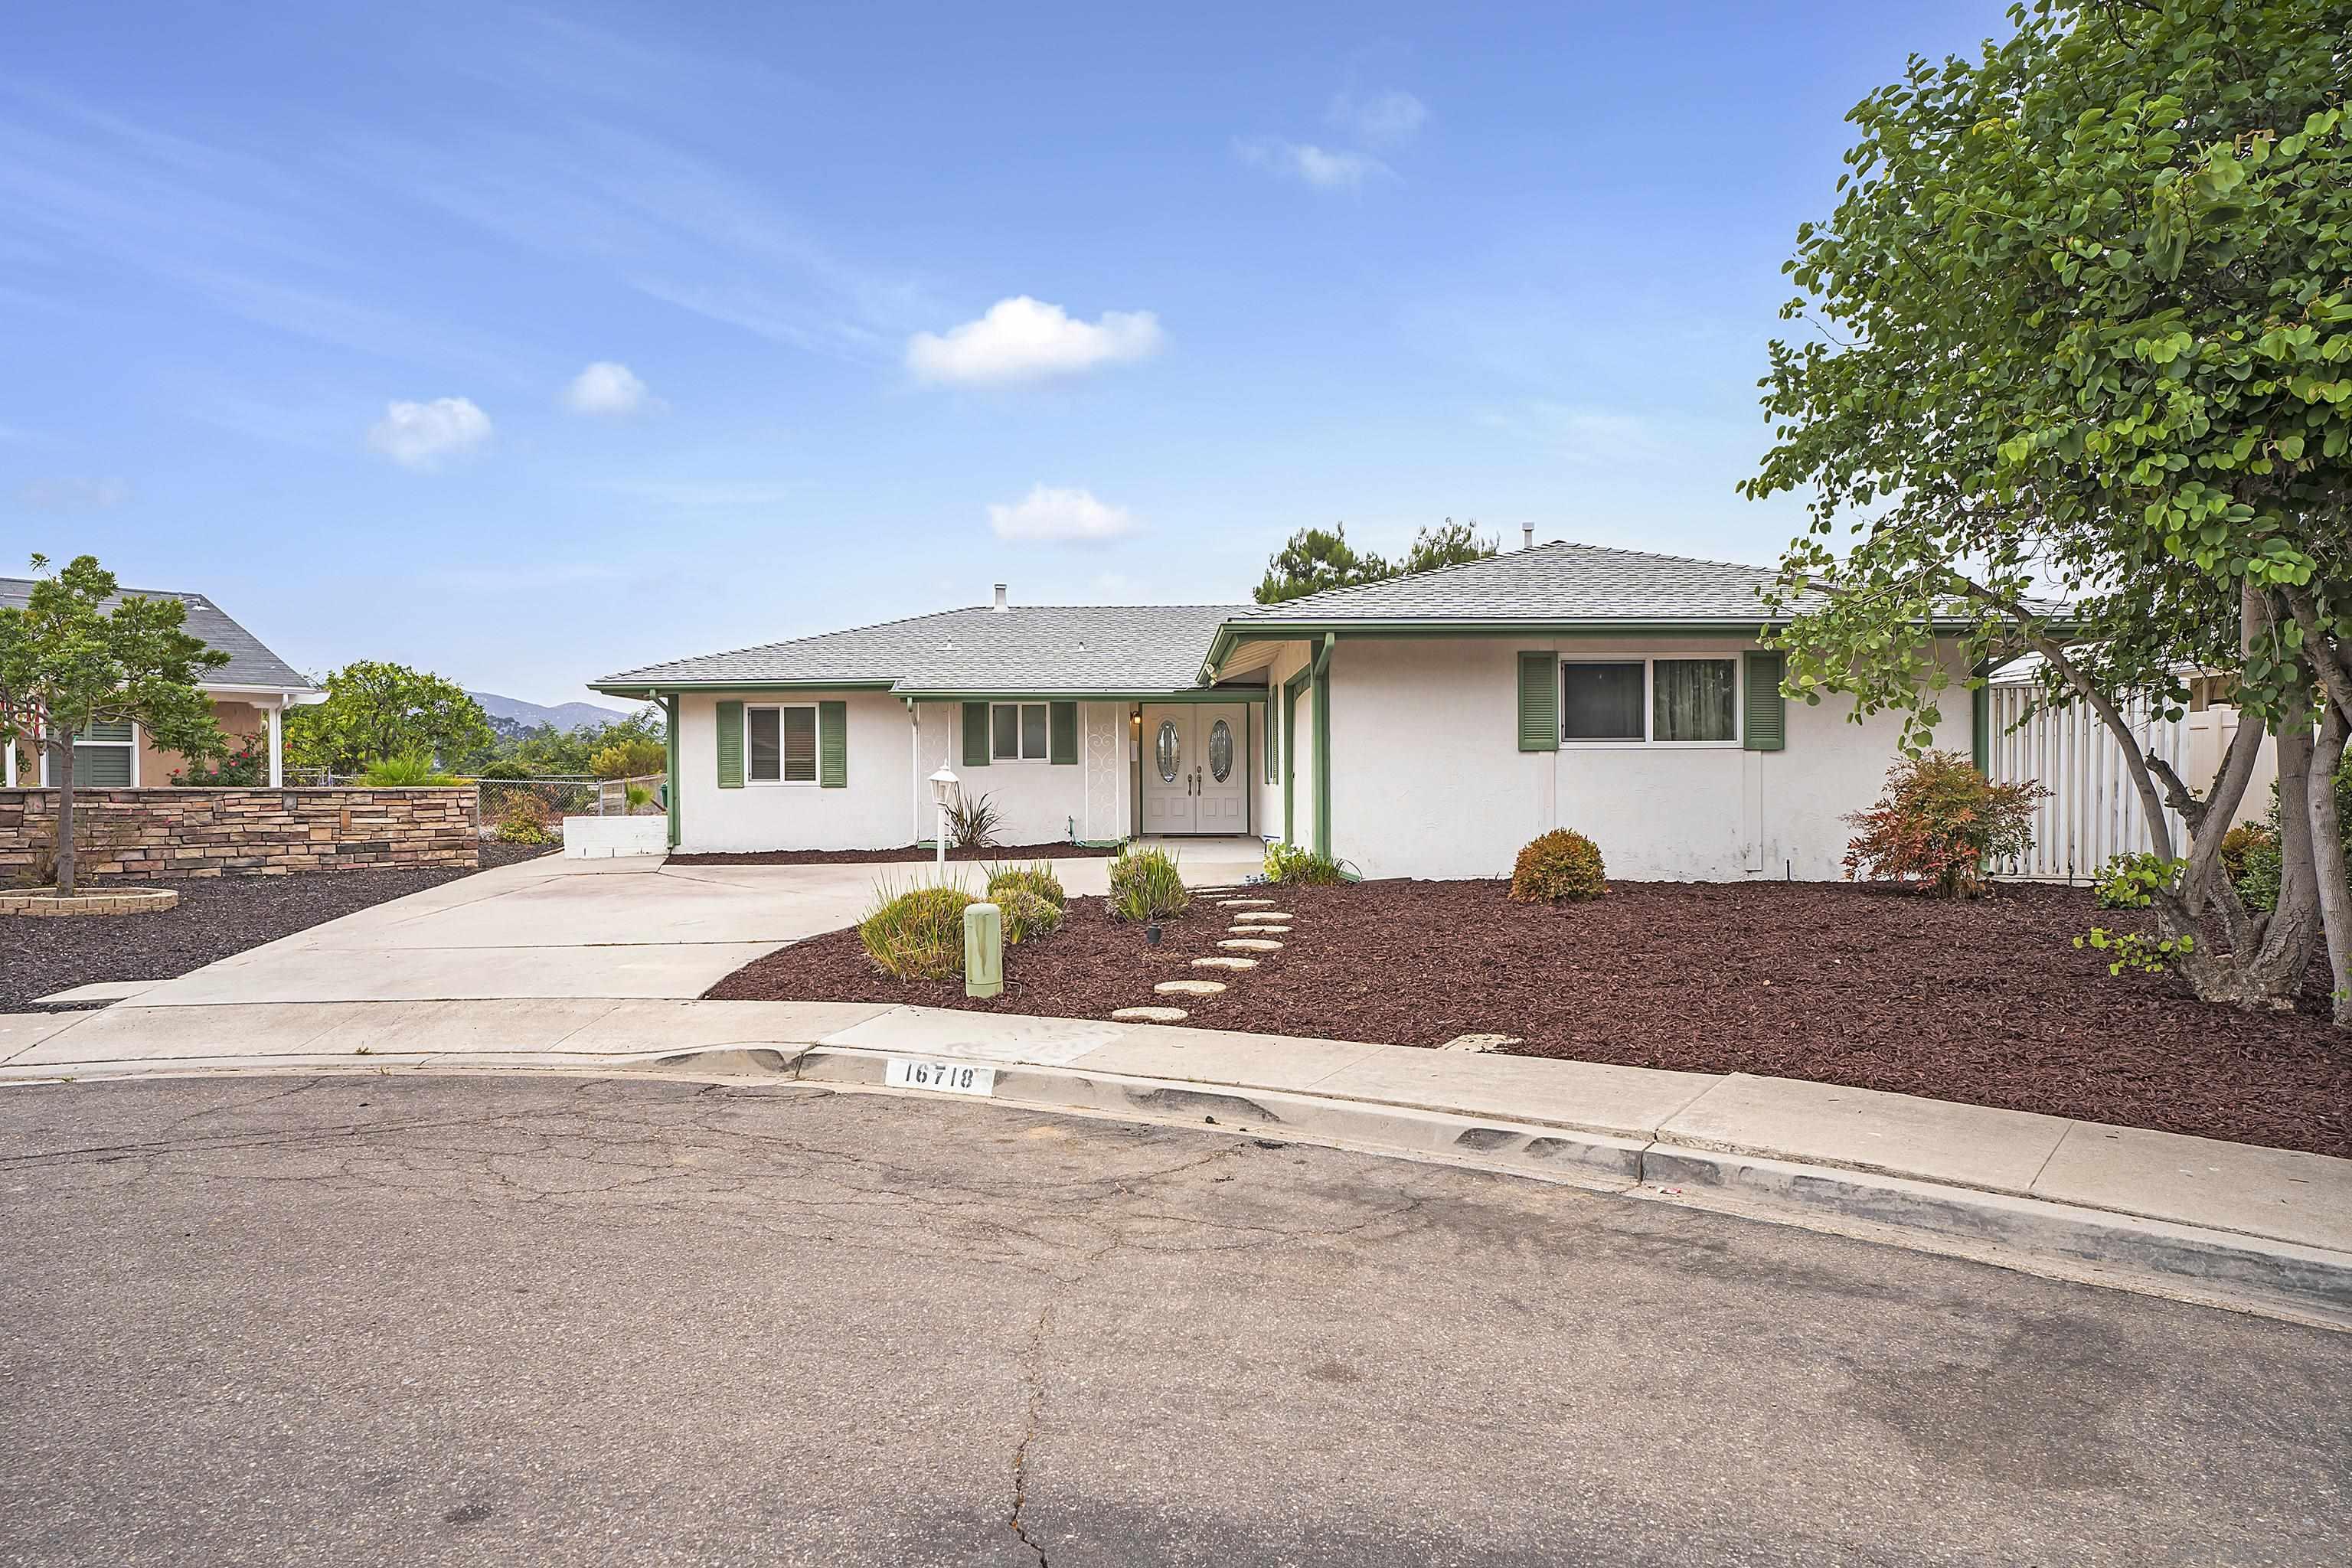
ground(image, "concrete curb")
xmin=649 ymin=1044 xmax=2352 ymax=1329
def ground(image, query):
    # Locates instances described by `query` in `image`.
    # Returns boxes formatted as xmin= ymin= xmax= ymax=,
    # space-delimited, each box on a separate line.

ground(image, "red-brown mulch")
xmin=668 ymin=841 xmax=1116 ymax=867
xmin=705 ymin=878 xmax=2352 ymax=1158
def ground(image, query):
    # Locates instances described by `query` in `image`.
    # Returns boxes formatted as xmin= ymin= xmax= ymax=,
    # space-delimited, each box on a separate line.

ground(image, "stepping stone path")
xmin=1233 ymin=911 xmax=1292 ymax=923
xmin=1192 ymin=956 xmax=1259 ymax=971
xmin=1112 ymin=1006 xmax=1189 ymax=1023
xmin=1439 ymin=1033 xmax=1524 ymax=1054
xmin=1229 ymin=924 xmax=1289 ymax=936
xmin=1155 ymin=978 xmax=1227 ymax=995
xmin=1219 ymin=899 xmax=1274 ymax=908
xmin=1219 ymin=939 xmax=1282 ymax=952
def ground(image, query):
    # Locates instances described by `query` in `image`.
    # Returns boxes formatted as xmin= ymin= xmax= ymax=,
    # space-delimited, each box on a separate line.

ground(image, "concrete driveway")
xmin=130 ymin=841 xmax=1269 ymax=1008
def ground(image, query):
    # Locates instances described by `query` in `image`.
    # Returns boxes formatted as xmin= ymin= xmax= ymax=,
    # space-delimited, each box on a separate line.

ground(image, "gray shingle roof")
xmin=1227 ymin=540 xmax=1827 ymax=624
xmin=596 ymin=603 xmax=1248 ymax=695
xmin=0 ymin=577 xmax=315 ymax=691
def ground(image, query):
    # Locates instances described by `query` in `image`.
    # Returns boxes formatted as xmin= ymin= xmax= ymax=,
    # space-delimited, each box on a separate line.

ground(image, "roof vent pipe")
xmin=992 ymin=583 xmax=1008 ymax=612
xmin=1521 ymin=524 xmax=1535 ymax=550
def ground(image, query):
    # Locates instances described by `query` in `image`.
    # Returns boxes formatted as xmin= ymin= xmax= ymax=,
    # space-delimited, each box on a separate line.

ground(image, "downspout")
xmin=1312 ymin=632 xmax=1334 ymax=861
xmin=663 ymin=694 xmax=681 ymax=851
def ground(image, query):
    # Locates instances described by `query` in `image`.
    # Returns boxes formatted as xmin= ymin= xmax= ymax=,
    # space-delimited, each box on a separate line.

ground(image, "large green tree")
xmin=286 ymin=661 xmax=493 ymax=775
xmin=1743 ymin=0 xmax=2351 ymax=1016
xmin=0 ymin=554 xmax=227 ymax=894
xmin=1254 ymin=520 xmax=1500 ymax=604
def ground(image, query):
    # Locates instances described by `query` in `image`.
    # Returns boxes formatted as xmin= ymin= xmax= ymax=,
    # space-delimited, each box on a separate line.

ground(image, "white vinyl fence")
xmin=1984 ymin=680 xmax=2188 ymax=881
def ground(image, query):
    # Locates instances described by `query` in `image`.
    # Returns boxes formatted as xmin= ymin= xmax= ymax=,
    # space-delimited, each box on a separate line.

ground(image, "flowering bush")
xmin=1842 ymin=751 xmax=2045 ymax=897
xmin=171 ymin=732 xmax=270 ymax=788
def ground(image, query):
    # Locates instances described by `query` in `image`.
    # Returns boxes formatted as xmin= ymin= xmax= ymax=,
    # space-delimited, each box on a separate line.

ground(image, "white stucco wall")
xmin=673 ymin=691 xmax=1121 ymax=852
xmin=1263 ymin=643 xmax=1315 ymax=849
xmin=1319 ymin=635 xmax=1969 ymax=882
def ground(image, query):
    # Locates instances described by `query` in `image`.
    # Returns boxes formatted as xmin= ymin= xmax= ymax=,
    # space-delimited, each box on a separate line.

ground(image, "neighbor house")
xmin=592 ymin=540 xmax=1987 ymax=880
xmin=0 ymin=578 xmax=319 ymax=789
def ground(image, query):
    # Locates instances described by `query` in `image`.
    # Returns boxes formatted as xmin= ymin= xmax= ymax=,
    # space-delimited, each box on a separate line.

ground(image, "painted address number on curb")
xmin=884 ymin=1058 xmax=998 ymax=1096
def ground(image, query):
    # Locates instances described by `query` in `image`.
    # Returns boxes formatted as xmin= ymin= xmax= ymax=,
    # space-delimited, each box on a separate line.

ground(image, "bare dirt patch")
xmin=706 ymin=878 xmax=2352 ymax=1158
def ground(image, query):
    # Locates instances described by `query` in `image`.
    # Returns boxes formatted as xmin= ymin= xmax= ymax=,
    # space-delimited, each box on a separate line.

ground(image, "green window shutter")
xmin=714 ymin=701 xmax=745 ymax=787
xmin=961 ymin=701 xmax=991 ymax=767
xmin=818 ymin=701 xmax=848 ymax=787
xmin=1048 ymin=701 xmax=1078 ymax=765
xmin=1516 ymin=652 xmax=1557 ymax=752
xmin=1743 ymin=652 xmax=1786 ymax=752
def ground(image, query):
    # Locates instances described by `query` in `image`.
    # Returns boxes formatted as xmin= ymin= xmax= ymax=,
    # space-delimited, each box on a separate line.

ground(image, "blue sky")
xmin=4 ymin=1 xmax=2014 ymax=705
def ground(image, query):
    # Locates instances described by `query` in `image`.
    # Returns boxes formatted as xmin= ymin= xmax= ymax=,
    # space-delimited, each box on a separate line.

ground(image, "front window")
xmin=746 ymin=704 xmax=816 ymax=782
xmin=1561 ymin=663 xmax=1645 ymax=740
xmin=991 ymin=702 xmax=1049 ymax=761
xmin=69 ymin=720 xmax=136 ymax=786
xmin=1560 ymin=658 xmax=1740 ymax=746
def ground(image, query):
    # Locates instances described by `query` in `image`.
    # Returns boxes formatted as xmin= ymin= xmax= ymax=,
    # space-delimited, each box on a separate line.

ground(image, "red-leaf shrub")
xmin=1843 ymin=751 xmax=2045 ymax=897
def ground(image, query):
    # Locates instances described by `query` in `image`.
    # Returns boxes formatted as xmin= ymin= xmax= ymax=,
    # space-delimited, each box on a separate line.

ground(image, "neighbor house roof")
xmin=593 ymin=603 xmax=1249 ymax=698
xmin=0 ymin=577 xmax=315 ymax=692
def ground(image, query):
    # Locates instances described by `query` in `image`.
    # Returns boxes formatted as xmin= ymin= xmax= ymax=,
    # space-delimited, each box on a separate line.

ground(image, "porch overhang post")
xmin=2 ymin=728 xmax=15 ymax=789
xmin=1312 ymin=633 xmax=1334 ymax=861
xmin=266 ymin=700 xmax=285 ymax=788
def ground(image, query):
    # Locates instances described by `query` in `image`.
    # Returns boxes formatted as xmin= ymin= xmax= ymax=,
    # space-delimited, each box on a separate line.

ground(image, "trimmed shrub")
xmin=1509 ymin=828 xmax=1608 ymax=903
xmin=493 ymin=792 xmax=556 ymax=844
xmin=860 ymin=880 xmax=976 ymax=981
xmin=1262 ymin=841 xmax=1347 ymax=885
xmin=995 ymin=887 xmax=1063 ymax=945
xmin=1841 ymin=750 xmax=2045 ymax=897
xmin=1108 ymin=845 xmax=1187 ymax=923
xmin=987 ymin=861 xmax=1067 ymax=911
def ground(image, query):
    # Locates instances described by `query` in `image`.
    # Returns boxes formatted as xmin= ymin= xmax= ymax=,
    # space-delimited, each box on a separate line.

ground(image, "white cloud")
xmin=563 ymin=361 xmax=658 ymax=416
xmin=987 ymin=485 xmax=1138 ymax=544
xmin=1233 ymin=137 xmax=1387 ymax=189
xmin=367 ymin=397 xmax=492 ymax=469
xmin=1328 ymin=88 xmax=1427 ymax=146
xmin=17 ymin=475 xmax=131 ymax=511
xmin=907 ymin=297 xmax=1163 ymax=384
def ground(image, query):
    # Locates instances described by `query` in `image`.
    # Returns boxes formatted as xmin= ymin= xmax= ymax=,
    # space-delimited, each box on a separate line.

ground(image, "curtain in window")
xmin=1653 ymin=659 xmax=1736 ymax=741
xmin=1020 ymin=704 xmax=1047 ymax=760
xmin=991 ymin=704 xmax=1020 ymax=760
xmin=780 ymin=707 xmax=818 ymax=782
xmin=1561 ymin=664 xmax=1645 ymax=740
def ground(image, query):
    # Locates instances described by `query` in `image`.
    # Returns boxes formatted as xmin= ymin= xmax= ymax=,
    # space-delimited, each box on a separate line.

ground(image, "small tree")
xmin=0 ymin=554 xmax=227 ymax=894
xmin=1399 ymin=518 xmax=1500 ymax=577
xmin=286 ymin=661 xmax=492 ymax=776
xmin=1254 ymin=524 xmax=1391 ymax=604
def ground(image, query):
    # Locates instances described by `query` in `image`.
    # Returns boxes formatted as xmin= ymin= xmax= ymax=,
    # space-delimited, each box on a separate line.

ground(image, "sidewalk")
xmin=5 ymin=997 xmax=2347 ymax=1324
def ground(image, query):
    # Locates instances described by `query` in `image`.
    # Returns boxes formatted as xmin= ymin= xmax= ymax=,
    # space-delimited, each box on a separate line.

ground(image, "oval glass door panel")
xmin=1207 ymin=719 xmax=1233 ymax=782
xmin=1155 ymin=720 xmax=1181 ymax=782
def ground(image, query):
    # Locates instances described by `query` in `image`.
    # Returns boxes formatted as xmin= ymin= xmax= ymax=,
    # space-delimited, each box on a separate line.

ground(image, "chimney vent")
xmin=1521 ymin=524 xmax=1535 ymax=550
xmin=992 ymin=583 xmax=1008 ymax=612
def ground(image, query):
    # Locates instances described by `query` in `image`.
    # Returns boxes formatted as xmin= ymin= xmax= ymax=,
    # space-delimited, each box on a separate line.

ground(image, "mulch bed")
xmin=669 ymin=841 xmax=1117 ymax=867
xmin=706 ymin=878 xmax=2352 ymax=1158
xmin=0 ymin=842 xmax=559 ymax=1012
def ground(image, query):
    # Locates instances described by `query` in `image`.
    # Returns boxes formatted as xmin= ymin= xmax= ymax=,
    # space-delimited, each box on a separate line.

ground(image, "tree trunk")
xmin=2243 ymin=704 xmax=2323 ymax=1003
xmin=51 ymin=732 xmax=76 ymax=897
xmin=2311 ymin=704 xmax=2352 ymax=1025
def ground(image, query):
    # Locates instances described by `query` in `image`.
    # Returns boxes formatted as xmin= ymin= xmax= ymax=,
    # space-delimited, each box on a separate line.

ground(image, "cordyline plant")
xmin=0 ymin=554 xmax=227 ymax=894
xmin=1743 ymin=0 xmax=2352 ymax=1020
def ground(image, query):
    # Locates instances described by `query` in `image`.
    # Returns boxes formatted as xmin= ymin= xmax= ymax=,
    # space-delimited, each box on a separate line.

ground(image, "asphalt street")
xmin=1 ymin=1074 xmax=2344 ymax=1566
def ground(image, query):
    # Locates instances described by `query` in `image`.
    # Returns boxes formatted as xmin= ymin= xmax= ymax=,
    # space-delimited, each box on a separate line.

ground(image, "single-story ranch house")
xmin=1 ymin=577 xmax=320 ymax=789
xmin=593 ymin=540 xmax=1984 ymax=881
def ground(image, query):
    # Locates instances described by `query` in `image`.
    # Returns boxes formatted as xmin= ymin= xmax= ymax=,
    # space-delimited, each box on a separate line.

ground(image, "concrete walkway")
xmin=6 ymin=995 xmax=2347 ymax=1325
xmin=109 ymin=841 xmax=1269 ymax=1008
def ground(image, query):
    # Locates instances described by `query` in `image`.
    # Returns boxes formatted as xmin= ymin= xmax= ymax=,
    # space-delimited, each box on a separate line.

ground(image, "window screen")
xmin=992 ymin=704 xmax=1021 ymax=760
xmin=1561 ymin=663 xmax=1645 ymax=740
xmin=747 ymin=707 xmax=782 ymax=781
xmin=1020 ymin=704 xmax=1047 ymax=760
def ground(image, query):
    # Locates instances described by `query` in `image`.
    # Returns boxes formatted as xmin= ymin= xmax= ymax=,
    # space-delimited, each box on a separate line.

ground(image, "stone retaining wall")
xmin=0 ymin=787 xmax=479 ymax=881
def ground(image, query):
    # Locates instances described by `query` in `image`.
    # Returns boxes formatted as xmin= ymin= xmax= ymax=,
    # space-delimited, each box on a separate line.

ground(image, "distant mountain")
xmin=468 ymin=691 xmax=631 ymax=734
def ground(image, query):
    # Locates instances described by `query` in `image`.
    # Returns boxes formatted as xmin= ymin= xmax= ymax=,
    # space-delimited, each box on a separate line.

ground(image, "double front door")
xmin=1139 ymin=703 xmax=1247 ymax=835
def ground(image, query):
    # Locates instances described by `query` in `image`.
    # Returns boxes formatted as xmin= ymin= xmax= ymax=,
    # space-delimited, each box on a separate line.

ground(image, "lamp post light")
xmin=928 ymin=764 xmax=960 ymax=877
